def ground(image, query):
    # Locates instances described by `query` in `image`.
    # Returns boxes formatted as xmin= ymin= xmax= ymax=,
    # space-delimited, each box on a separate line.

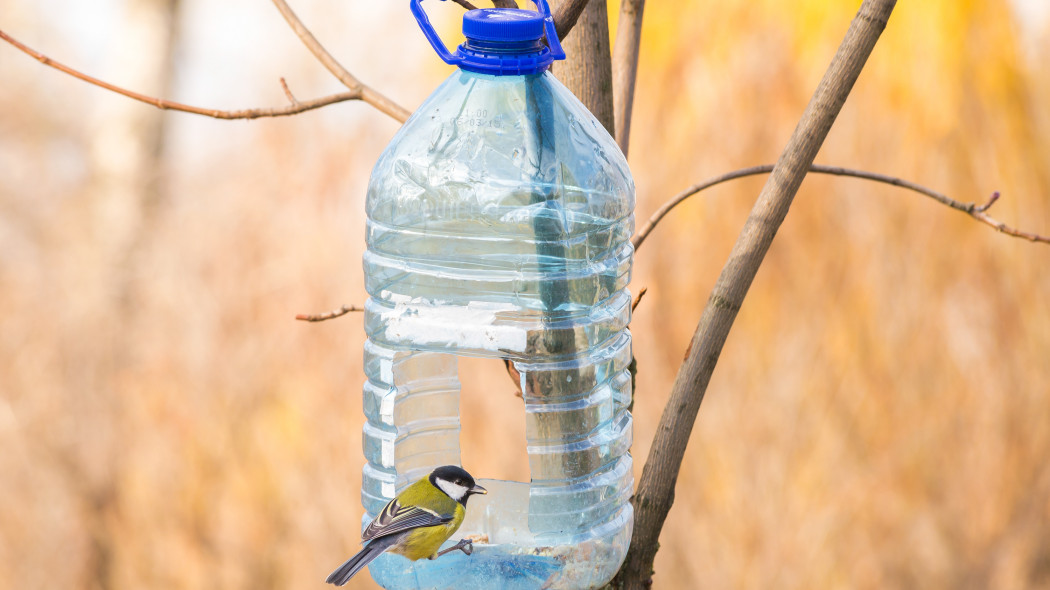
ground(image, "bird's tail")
xmin=325 ymin=535 xmax=399 ymax=586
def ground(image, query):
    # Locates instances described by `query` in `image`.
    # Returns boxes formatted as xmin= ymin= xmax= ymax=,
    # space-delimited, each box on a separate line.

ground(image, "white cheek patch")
xmin=435 ymin=479 xmax=469 ymax=502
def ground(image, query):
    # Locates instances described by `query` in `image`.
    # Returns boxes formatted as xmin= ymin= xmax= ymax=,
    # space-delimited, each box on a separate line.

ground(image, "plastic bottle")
xmin=360 ymin=1 xmax=634 ymax=588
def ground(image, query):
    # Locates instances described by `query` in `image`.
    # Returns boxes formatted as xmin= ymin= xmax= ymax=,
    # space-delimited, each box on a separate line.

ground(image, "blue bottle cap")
xmin=411 ymin=0 xmax=567 ymax=76
xmin=462 ymin=9 xmax=544 ymax=42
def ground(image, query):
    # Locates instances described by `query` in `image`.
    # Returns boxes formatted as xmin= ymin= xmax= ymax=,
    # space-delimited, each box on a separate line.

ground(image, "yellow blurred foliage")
xmin=1 ymin=0 xmax=1048 ymax=589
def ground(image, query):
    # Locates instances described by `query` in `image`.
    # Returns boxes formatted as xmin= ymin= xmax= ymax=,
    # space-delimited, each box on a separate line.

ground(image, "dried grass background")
xmin=1 ymin=0 xmax=1048 ymax=588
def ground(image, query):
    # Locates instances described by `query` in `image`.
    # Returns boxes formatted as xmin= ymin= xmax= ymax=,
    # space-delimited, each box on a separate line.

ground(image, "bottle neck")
xmin=462 ymin=38 xmax=545 ymax=54
xmin=456 ymin=38 xmax=553 ymax=76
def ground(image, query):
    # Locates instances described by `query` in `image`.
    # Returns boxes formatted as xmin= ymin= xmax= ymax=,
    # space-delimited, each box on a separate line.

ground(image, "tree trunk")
xmin=550 ymin=0 xmax=614 ymax=135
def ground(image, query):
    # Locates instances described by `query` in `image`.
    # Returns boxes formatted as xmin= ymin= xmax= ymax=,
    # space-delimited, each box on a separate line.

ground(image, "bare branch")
xmin=616 ymin=2 xmax=899 ymax=588
xmin=451 ymin=0 xmax=480 ymax=9
xmin=632 ymin=164 xmax=1050 ymax=250
xmin=269 ymin=0 xmax=411 ymax=123
xmin=0 ymin=29 xmax=371 ymax=120
xmin=295 ymin=304 xmax=363 ymax=322
xmin=612 ymin=0 xmax=646 ymax=156
xmin=554 ymin=0 xmax=591 ymax=41
xmin=5 ymin=2 xmax=412 ymax=123
xmin=492 ymin=0 xmax=518 ymax=7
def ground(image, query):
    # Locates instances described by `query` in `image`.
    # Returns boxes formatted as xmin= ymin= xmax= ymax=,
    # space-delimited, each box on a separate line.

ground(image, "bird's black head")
xmin=429 ymin=465 xmax=487 ymax=505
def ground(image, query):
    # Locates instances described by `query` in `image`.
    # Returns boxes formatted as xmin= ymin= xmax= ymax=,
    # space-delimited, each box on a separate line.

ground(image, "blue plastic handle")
xmin=410 ymin=0 xmax=566 ymax=65
xmin=532 ymin=0 xmax=566 ymax=60
xmin=410 ymin=0 xmax=463 ymax=66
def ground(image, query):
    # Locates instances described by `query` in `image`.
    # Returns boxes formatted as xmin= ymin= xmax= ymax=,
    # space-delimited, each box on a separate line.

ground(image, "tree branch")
xmin=451 ymin=0 xmax=480 ymax=9
xmin=554 ymin=0 xmax=591 ymax=41
xmin=295 ymin=304 xmax=363 ymax=323
xmin=631 ymin=286 xmax=648 ymax=313
xmin=614 ymin=1 xmax=898 ymax=588
xmin=0 ymin=29 xmax=369 ymax=120
xmin=612 ymin=0 xmax=646 ymax=156
xmin=269 ymin=0 xmax=410 ymax=123
xmin=632 ymin=165 xmax=1049 ymax=250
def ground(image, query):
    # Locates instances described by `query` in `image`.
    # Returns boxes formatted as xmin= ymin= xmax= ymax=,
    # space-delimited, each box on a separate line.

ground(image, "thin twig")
xmin=295 ymin=304 xmax=363 ymax=322
xmin=451 ymin=0 xmax=479 ymax=9
xmin=503 ymin=359 xmax=524 ymax=398
xmin=0 ymin=29 xmax=367 ymax=120
xmin=974 ymin=191 xmax=1000 ymax=213
xmin=631 ymin=165 xmax=1050 ymax=250
xmin=279 ymin=77 xmax=300 ymax=106
xmin=269 ymin=0 xmax=410 ymax=123
xmin=612 ymin=0 xmax=646 ymax=156
xmin=631 ymin=286 xmax=648 ymax=313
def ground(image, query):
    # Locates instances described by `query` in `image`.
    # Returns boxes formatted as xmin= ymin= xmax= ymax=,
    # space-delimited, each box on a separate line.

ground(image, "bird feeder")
xmin=357 ymin=1 xmax=635 ymax=588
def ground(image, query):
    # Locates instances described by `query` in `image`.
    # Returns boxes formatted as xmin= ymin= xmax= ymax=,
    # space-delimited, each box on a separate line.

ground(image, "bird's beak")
xmin=470 ymin=484 xmax=487 ymax=496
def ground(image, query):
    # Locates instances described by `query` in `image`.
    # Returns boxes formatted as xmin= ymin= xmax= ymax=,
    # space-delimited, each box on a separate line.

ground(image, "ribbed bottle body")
xmin=361 ymin=69 xmax=634 ymax=590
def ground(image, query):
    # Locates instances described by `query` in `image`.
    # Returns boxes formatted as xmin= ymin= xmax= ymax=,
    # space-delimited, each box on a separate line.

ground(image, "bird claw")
xmin=434 ymin=539 xmax=474 ymax=559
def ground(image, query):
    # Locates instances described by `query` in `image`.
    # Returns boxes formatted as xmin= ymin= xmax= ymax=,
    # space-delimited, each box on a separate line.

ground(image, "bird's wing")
xmin=361 ymin=498 xmax=454 ymax=542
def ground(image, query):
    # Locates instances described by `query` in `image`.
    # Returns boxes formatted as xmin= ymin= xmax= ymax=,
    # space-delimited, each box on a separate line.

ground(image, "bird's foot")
xmin=434 ymin=539 xmax=474 ymax=559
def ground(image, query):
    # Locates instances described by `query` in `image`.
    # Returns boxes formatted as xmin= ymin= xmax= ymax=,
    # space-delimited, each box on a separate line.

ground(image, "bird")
xmin=325 ymin=465 xmax=488 ymax=586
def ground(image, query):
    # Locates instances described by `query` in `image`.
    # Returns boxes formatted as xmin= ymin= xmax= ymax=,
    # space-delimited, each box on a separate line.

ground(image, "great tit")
xmin=325 ymin=465 xmax=488 ymax=586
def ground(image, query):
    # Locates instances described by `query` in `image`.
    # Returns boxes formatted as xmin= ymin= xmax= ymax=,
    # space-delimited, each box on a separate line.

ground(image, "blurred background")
xmin=1 ymin=0 xmax=1048 ymax=588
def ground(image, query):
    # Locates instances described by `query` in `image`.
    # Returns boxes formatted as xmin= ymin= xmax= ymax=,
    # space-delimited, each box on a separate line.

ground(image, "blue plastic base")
xmin=368 ymin=544 xmax=563 ymax=590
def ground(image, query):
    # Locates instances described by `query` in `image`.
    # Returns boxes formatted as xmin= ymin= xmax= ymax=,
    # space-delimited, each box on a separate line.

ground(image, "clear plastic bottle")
xmin=360 ymin=2 xmax=634 ymax=588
